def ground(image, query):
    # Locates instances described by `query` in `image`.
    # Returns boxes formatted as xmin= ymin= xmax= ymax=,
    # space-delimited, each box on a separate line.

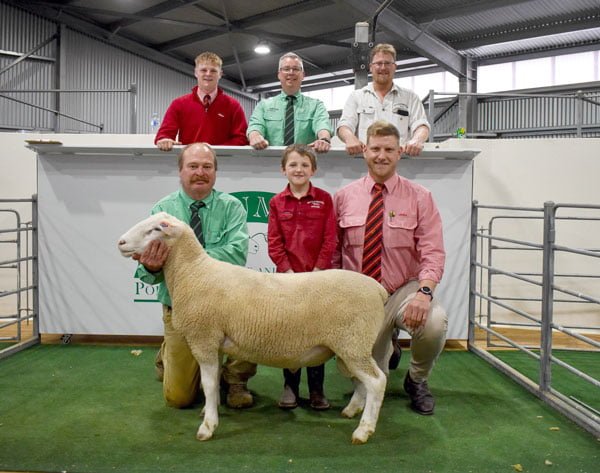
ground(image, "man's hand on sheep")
xmin=132 ymin=239 xmax=170 ymax=273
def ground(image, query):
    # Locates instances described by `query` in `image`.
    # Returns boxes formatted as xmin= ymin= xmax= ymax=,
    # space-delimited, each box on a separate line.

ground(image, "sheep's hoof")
xmin=351 ymin=426 xmax=373 ymax=445
xmin=196 ymin=424 xmax=214 ymax=441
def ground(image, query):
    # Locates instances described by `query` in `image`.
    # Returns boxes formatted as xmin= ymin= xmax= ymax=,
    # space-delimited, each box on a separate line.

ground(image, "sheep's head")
xmin=117 ymin=212 xmax=184 ymax=257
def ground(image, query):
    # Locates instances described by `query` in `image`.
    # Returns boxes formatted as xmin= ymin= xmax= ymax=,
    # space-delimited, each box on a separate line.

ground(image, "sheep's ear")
xmin=158 ymin=220 xmax=174 ymax=236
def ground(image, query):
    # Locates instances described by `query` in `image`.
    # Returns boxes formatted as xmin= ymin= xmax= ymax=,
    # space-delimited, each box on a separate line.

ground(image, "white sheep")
xmin=118 ymin=212 xmax=390 ymax=444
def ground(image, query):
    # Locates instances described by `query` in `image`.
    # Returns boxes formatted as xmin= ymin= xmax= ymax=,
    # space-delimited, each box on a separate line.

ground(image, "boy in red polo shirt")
xmin=267 ymin=144 xmax=337 ymax=410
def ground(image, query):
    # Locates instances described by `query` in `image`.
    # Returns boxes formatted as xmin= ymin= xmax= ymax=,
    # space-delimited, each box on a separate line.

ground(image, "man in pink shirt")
xmin=333 ymin=120 xmax=447 ymax=415
xmin=155 ymin=52 xmax=248 ymax=151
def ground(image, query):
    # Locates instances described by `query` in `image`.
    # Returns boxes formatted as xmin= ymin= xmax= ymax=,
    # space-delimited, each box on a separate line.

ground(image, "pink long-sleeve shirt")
xmin=333 ymin=174 xmax=445 ymax=294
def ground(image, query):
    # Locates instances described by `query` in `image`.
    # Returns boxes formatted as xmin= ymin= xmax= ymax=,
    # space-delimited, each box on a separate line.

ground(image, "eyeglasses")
xmin=370 ymin=61 xmax=395 ymax=68
xmin=279 ymin=67 xmax=303 ymax=73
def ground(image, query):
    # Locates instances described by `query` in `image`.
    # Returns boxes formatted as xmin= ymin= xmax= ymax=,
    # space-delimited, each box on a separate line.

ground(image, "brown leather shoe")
xmin=309 ymin=391 xmax=330 ymax=410
xmin=278 ymin=385 xmax=298 ymax=409
xmin=226 ymin=383 xmax=254 ymax=409
xmin=403 ymin=373 xmax=435 ymax=415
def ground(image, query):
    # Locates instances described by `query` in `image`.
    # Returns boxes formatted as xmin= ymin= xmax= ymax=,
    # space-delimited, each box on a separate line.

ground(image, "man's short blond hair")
xmin=195 ymin=52 xmax=223 ymax=68
xmin=366 ymin=120 xmax=400 ymax=144
xmin=370 ymin=43 xmax=397 ymax=62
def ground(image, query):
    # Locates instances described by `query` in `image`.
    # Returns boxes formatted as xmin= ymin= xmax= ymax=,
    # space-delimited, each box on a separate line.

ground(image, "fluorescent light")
xmin=254 ymin=40 xmax=270 ymax=55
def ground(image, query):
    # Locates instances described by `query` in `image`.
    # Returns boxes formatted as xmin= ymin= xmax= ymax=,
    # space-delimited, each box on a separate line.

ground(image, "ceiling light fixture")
xmin=254 ymin=40 xmax=271 ymax=55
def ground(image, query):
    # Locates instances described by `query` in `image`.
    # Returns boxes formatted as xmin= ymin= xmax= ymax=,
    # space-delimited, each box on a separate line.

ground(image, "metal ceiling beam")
xmin=252 ymin=29 xmax=350 ymax=48
xmin=249 ymin=62 xmax=443 ymax=95
xmin=449 ymin=11 xmax=600 ymax=51
xmin=416 ymin=0 xmax=536 ymax=24
xmin=246 ymin=57 xmax=435 ymax=91
xmin=9 ymin=1 xmax=215 ymax=28
xmin=4 ymin=0 xmax=254 ymax=98
xmin=220 ymin=27 xmax=355 ymax=69
xmin=342 ymin=0 xmax=466 ymax=78
xmin=157 ymin=0 xmax=333 ymax=52
xmin=107 ymin=0 xmax=201 ymax=33
xmin=6 ymin=1 xmax=193 ymax=74
xmin=478 ymin=41 xmax=600 ymax=65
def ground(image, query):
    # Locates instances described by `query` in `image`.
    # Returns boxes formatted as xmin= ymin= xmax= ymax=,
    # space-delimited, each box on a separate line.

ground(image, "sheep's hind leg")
xmin=345 ymin=359 xmax=386 ymax=445
xmin=341 ymin=378 xmax=366 ymax=419
xmin=196 ymin=358 xmax=220 ymax=441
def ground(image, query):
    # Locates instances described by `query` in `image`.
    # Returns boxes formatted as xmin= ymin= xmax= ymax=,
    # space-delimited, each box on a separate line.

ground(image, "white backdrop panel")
xmin=35 ymin=145 xmax=474 ymax=338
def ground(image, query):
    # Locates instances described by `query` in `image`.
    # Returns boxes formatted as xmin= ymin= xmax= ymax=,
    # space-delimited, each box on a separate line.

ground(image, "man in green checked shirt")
xmin=247 ymin=52 xmax=333 ymax=153
xmin=133 ymin=142 xmax=257 ymax=409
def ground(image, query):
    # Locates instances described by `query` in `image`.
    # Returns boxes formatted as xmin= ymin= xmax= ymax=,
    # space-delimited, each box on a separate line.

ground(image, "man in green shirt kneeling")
xmin=133 ymin=142 xmax=256 ymax=409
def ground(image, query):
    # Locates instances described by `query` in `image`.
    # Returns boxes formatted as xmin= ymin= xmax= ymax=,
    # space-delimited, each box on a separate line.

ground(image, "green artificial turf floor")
xmin=492 ymin=349 xmax=600 ymax=415
xmin=0 ymin=344 xmax=598 ymax=473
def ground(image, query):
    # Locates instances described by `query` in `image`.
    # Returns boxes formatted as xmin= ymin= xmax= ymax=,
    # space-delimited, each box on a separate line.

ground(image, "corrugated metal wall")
xmin=0 ymin=2 xmax=57 ymax=131
xmin=1 ymin=2 xmax=257 ymax=134
xmin=430 ymin=87 xmax=600 ymax=139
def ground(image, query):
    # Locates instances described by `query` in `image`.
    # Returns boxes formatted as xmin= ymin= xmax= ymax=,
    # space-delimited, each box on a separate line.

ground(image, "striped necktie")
xmin=284 ymin=95 xmax=295 ymax=145
xmin=362 ymin=183 xmax=385 ymax=282
xmin=189 ymin=201 xmax=206 ymax=246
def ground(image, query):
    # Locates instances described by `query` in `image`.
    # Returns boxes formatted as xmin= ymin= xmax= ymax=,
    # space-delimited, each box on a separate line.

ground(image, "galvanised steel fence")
xmin=469 ymin=201 xmax=600 ymax=437
xmin=0 ymin=196 xmax=39 ymax=359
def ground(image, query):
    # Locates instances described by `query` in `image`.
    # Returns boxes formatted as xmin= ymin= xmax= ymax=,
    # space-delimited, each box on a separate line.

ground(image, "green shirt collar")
xmin=178 ymin=188 xmax=216 ymax=208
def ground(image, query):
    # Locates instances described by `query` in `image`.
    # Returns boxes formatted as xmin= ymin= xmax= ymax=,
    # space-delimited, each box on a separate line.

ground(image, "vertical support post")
xmin=458 ymin=56 xmax=477 ymax=136
xmin=486 ymin=218 xmax=495 ymax=347
xmin=575 ymin=90 xmax=583 ymax=137
xmin=53 ymin=25 xmax=63 ymax=133
xmin=427 ymin=89 xmax=435 ymax=142
xmin=15 ymin=210 xmax=22 ymax=341
xmin=540 ymin=201 xmax=556 ymax=392
xmin=468 ymin=200 xmax=479 ymax=348
xmin=129 ymin=82 xmax=138 ymax=134
xmin=352 ymin=22 xmax=371 ymax=90
xmin=31 ymin=194 xmax=40 ymax=340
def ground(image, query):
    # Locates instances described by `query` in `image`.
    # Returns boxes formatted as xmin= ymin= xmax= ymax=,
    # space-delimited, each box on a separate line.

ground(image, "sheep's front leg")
xmin=196 ymin=358 xmax=220 ymax=441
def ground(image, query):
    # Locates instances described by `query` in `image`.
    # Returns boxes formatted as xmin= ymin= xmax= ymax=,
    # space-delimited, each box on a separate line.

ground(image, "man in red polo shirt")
xmin=155 ymin=52 xmax=248 ymax=151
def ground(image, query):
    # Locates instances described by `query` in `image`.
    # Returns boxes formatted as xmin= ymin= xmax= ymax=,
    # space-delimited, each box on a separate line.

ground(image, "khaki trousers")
xmin=373 ymin=280 xmax=448 ymax=382
xmin=159 ymin=305 xmax=257 ymax=408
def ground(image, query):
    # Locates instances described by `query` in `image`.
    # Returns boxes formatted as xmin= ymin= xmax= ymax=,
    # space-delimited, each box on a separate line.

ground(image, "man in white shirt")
xmin=337 ymin=43 xmax=430 ymax=156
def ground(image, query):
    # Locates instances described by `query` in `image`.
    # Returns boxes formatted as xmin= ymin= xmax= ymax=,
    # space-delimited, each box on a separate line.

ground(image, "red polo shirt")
xmin=268 ymin=184 xmax=337 ymax=273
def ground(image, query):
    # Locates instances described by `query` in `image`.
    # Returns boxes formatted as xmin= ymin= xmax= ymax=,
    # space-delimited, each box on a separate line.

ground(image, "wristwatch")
xmin=417 ymin=286 xmax=433 ymax=301
xmin=319 ymin=136 xmax=331 ymax=143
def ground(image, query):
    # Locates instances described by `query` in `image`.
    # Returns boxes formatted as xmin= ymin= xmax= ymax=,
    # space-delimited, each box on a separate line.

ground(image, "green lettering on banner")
xmin=231 ymin=191 xmax=275 ymax=223
xmin=133 ymin=280 xmax=160 ymax=303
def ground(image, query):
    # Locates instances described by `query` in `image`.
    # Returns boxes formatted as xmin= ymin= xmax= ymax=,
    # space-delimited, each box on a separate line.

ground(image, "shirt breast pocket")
xmin=204 ymin=228 xmax=225 ymax=246
xmin=339 ymin=216 xmax=366 ymax=247
xmin=358 ymin=106 xmax=376 ymax=137
xmin=386 ymin=216 xmax=417 ymax=248
xmin=295 ymin=115 xmax=313 ymax=131
xmin=278 ymin=211 xmax=295 ymax=231
xmin=306 ymin=207 xmax=325 ymax=220
xmin=264 ymin=108 xmax=284 ymax=122
xmin=391 ymin=104 xmax=409 ymax=138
